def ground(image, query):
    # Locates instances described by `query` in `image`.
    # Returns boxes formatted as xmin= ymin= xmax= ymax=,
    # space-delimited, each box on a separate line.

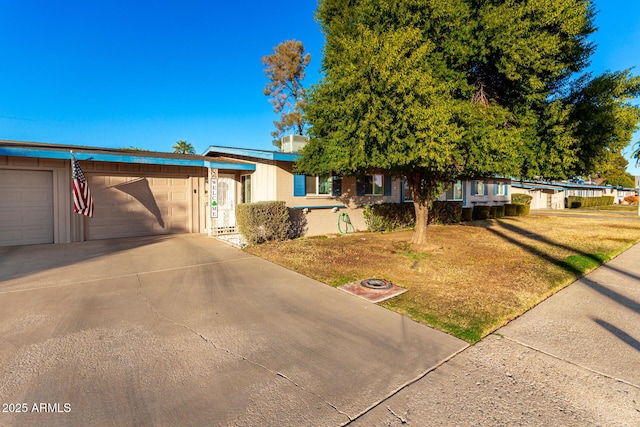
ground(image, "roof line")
xmin=0 ymin=145 xmax=255 ymax=171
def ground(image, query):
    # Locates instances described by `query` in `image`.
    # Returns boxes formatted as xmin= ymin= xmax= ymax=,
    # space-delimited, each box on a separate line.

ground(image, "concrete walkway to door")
xmin=0 ymin=234 xmax=466 ymax=427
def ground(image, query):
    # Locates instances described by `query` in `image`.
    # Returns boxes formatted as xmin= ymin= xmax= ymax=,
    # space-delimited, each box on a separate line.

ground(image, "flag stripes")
xmin=71 ymin=152 xmax=94 ymax=217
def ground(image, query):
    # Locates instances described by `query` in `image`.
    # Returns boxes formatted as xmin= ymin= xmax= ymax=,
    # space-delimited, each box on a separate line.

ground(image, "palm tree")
xmin=173 ymin=139 xmax=195 ymax=154
xmin=633 ymin=141 xmax=640 ymax=167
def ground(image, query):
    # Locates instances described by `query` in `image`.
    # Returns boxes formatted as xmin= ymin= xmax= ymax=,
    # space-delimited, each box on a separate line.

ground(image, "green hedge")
xmin=495 ymin=205 xmax=505 ymax=218
xmin=236 ymin=201 xmax=290 ymax=244
xmin=461 ymin=207 xmax=473 ymax=222
xmin=567 ymin=196 xmax=615 ymax=209
xmin=514 ymin=203 xmax=530 ymax=215
xmin=429 ymin=201 xmax=463 ymax=224
xmin=363 ymin=203 xmax=415 ymax=232
xmin=473 ymin=205 xmax=491 ymax=220
xmin=504 ymin=204 xmax=517 ymax=216
xmin=511 ymin=194 xmax=533 ymax=205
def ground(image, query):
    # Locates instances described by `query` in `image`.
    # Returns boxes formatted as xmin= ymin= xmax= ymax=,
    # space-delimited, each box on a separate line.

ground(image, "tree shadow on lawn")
xmin=471 ymin=219 xmax=640 ymax=284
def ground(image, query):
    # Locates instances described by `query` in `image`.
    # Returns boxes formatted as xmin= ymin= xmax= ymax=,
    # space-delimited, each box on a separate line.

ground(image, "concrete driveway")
xmin=0 ymin=234 xmax=466 ymax=427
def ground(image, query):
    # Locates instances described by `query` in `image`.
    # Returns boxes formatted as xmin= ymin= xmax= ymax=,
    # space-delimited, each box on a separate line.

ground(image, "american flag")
xmin=71 ymin=152 xmax=94 ymax=217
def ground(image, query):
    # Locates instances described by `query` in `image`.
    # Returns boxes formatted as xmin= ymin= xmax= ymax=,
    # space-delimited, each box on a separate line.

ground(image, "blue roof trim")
xmin=0 ymin=146 xmax=255 ymax=171
xmin=203 ymin=145 xmax=300 ymax=162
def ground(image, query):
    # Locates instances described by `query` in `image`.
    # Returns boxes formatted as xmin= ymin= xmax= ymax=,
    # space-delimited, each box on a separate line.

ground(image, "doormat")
xmin=338 ymin=278 xmax=407 ymax=303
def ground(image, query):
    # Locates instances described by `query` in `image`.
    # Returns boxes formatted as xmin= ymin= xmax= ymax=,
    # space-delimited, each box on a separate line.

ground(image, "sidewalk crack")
xmin=135 ymin=275 xmax=352 ymax=423
xmin=500 ymin=334 xmax=640 ymax=390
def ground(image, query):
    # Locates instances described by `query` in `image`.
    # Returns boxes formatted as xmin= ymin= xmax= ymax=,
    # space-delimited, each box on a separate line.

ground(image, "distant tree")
xmin=298 ymin=0 xmax=639 ymax=244
xmin=173 ymin=140 xmax=195 ymax=154
xmin=262 ymin=40 xmax=311 ymax=147
xmin=595 ymin=151 xmax=636 ymax=188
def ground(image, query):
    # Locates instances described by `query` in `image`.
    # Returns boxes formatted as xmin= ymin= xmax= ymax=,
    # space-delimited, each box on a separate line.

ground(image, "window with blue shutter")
xmin=471 ymin=180 xmax=477 ymax=196
xmin=484 ymin=182 xmax=489 ymax=196
xmin=494 ymin=183 xmax=498 ymax=195
xmin=293 ymin=174 xmax=306 ymax=196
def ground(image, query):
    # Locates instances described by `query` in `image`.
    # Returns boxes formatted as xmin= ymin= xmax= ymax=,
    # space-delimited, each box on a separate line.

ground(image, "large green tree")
xmin=297 ymin=0 xmax=640 ymax=244
xmin=262 ymin=40 xmax=311 ymax=147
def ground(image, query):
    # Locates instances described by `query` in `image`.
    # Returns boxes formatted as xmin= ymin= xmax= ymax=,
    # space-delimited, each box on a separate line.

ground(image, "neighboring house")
xmin=511 ymin=179 xmax=638 ymax=209
xmin=511 ymin=181 xmax=566 ymax=209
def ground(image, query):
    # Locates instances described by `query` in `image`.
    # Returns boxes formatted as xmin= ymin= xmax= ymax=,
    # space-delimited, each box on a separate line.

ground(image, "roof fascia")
xmin=203 ymin=145 xmax=299 ymax=162
xmin=0 ymin=146 xmax=255 ymax=171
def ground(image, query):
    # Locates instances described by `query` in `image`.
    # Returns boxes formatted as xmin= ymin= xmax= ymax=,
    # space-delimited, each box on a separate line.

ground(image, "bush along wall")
xmin=504 ymin=204 xmax=517 ymax=216
xmin=472 ymin=205 xmax=491 ymax=220
xmin=363 ymin=203 xmax=415 ymax=232
xmin=236 ymin=201 xmax=290 ymax=244
xmin=461 ymin=207 xmax=473 ymax=221
xmin=514 ymin=203 xmax=530 ymax=216
xmin=429 ymin=201 xmax=463 ymax=224
xmin=567 ymin=196 xmax=615 ymax=208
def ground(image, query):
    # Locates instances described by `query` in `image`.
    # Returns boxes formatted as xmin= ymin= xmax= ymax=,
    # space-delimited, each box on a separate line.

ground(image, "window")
xmin=306 ymin=174 xmax=331 ymax=195
xmin=240 ymin=175 xmax=252 ymax=203
xmin=495 ymin=182 xmax=507 ymax=196
xmin=365 ymin=174 xmax=383 ymax=195
xmin=473 ymin=180 xmax=485 ymax=196
xmin=445 ymin=181 xmax=463 ymax=200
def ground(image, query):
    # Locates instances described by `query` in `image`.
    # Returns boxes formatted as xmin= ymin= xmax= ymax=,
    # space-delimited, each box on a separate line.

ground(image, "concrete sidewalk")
xmin=352 ymin=243 xmax=640 ymax=426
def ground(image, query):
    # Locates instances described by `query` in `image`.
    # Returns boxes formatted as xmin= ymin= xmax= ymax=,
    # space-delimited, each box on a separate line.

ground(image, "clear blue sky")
xmin=1 ymin=0 xmax=639 ymax=175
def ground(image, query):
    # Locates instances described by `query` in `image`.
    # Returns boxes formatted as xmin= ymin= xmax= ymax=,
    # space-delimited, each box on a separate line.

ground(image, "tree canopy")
xmin=262 ymin=40 xmax=311 ymax=147
xmin=172 ymin=139 xmax=195 ymax=154
xmin=297 ymin=0 xmax=640 ymax=243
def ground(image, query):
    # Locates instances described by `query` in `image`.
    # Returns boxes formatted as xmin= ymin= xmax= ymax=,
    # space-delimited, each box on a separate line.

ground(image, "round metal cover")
xmin=360 ymin=278 xmax=393 ymax=290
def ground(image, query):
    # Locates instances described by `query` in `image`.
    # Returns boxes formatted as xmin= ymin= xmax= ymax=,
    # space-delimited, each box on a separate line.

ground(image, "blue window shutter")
xmin=356 ymin=176 xmax=365 ymax=196
xmin=462 ymin=181 xmax=467 ymax=206
xmin=494 ymin=183 xmax=498 ymax=195
xmin=331 ymin=175 xmax=342 ymax=197
xmin=384 ymin=175 xmax=392 ymax=196
xmin=484 ymin=182 xmax=489 ymax=196
xmin=471 ymin=180 xmax=477 ymax=196
xmin=293 ymin=174 xmax=306 ymax=196
xmin=505 ymin=184 xmax=509 ymax=195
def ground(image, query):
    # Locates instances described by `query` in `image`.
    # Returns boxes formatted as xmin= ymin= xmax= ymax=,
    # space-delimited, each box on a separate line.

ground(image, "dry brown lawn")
xmin=246 ymin=212 xmax=640 ymax=342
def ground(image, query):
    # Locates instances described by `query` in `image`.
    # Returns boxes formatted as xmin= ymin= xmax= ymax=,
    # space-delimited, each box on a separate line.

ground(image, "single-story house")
xmin=1 ymin=137 xmax=514 ymax=246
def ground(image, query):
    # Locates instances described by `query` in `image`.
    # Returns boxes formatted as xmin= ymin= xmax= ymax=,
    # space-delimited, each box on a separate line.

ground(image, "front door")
xmin=216 ymin=175 xmax=236 ymax=233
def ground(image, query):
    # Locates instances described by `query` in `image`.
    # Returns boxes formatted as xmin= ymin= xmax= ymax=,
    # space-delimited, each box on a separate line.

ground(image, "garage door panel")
xmin=85 ymin=174 xmax=191 ymax=240
xmin=0 ymin=169 xmax=54 ymax=246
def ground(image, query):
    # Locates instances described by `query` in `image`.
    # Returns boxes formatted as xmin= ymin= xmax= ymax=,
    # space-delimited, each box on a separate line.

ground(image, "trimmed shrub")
xmin=236 ymin=201 xmax=290 ymax=244
xmin=429 ymin=201 xmax=463 ymax=224
xmin=514 ymin=203 xmax=530 ymax=216
xmin=461 ymin=207 xmax=473 ymax=222
xmin=495 ymin=205 xmax=505 ymax=218
xmin=504 ymin=204 xmax=517 ymax=216
xmin=363 ymin=203 xmax=415 ymax=232
xmin=489 ymin=206 xmax=497 ymax=219
xmin=473 ymin=205 xmax=491 ymax=220
xmin=567 ymin=195 xmax=615 ymax=209
xmin=511 ymin=194 xmax=533 ymax=205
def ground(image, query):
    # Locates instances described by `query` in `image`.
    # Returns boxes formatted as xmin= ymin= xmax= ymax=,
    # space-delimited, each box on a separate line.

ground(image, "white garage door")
xmin=85 ymin=174 xmax=191 ymax=240
xmin=0 ymin=169 xmax=54 ymax=246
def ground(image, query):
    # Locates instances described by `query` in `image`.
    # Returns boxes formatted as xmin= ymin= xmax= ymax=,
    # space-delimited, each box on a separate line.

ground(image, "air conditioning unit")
xmin=280 ymin=135 xmax=309 ymax=153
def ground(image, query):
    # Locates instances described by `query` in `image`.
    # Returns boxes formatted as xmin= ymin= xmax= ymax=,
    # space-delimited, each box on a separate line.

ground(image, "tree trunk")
xmin=411 ymin=199 xmax=429 ymax=245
